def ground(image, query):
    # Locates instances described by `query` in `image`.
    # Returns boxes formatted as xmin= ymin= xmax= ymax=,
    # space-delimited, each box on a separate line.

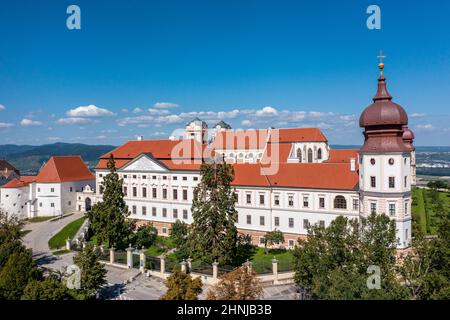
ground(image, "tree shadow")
xmin=99 ymin=283 xmax=127 ymax=300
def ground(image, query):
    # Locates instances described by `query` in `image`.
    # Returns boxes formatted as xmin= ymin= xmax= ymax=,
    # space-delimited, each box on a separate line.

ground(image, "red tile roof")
xmin=211 ymin=129 xmax=269 ymax=150
xmin=260 ymin=143 xmax=293 ymax=164
xmin=326 ymin=149 xmax=359 ymax=163
xmin=36 ymin=156 xmax=94 ymax=183
xmin=232 ymin=163 xmax=358 ymax=190
xmin=269 ymin=128 xmax=328 ymax=143
xmin=1 ymin=176 xmax=36 ymax=188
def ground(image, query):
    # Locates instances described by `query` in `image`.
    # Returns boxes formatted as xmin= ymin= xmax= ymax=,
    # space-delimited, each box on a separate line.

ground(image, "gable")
xmin=119 ymin=154 xmax=168 ymax=172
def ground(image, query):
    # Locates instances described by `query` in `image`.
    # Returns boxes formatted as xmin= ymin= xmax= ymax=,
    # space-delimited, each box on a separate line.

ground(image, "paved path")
xmin=23 ymin=212 xmax=84 ymax=271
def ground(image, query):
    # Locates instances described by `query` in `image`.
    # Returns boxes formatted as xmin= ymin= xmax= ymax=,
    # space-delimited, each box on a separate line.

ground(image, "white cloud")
xmin=411 ymin=113 xmax=425 ymax=118
xmin=416 ymin=124 xmax=434 ymax=130
xmin=241 ymin=120 xmax=252 ymax=127
xmin=66 ymin=105 xmax=115 ymax=117
xmin=255 ymin=106 xmax=278 ymax=117
xmin=20 ymin=118 xmax=43 ymax=126
xmin=96 ymin=135 xmax=106 ymax=139
xmin=0 ymin=104 xmax=5 ymax=111
xmin=153 ymin=102 xmax=179 ymax=109
xmin=117 ymin=115 xmax=154 ymax=126
xmin=57 ymin=117 xmax=93 ymax=125
xmin=48 ymin=137 xmax=61 ymax=141
xmin=132 ymin=107 xmax=144 ymax=113
xmin=148 ymin=108 xmax=170 ymax=115
xmin=121 ymin=108 xmax=129 ymax=113
xmin=0 ymin=122 xmax=14 ymax=128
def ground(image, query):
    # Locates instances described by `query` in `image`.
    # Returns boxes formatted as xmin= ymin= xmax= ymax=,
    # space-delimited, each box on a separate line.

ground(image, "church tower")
xmin=359 ymin=58 xmax=413 ymax=249
xmin=185 ymin=117 xmax=208 ymax=144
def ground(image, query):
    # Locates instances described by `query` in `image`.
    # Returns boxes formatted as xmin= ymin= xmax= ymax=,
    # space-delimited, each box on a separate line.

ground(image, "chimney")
xmin=137 ymin=135 xmax=144 ymax=141
xmin=350 ymin=158 xmax=356 ymax=172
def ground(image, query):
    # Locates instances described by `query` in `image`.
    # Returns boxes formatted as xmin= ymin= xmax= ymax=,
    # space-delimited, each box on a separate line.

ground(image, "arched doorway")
xmin=307 ymin=148 xmax=313 ymax=163
xmin=85 ymin=197 xmax=92 ymax=212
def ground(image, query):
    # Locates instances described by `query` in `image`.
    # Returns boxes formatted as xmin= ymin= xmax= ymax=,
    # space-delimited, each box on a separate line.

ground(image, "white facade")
xmin=287 ymin=142 xmax=330 ymax=163
xmin=0 ymin=185 xmax=30 ymax=218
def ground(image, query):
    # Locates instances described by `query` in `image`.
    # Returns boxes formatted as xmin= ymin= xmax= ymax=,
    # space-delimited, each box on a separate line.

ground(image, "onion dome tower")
xmin=358 ymin=55 xmax=413 ymax=249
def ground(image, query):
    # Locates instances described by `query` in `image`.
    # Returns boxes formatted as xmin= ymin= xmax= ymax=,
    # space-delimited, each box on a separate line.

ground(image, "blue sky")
xmin=0 ymin=0 xmax=449 ymax=146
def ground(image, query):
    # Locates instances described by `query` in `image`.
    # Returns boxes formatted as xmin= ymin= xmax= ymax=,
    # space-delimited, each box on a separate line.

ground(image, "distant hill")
xmin=0 ymin=143 xmax=116 ymax=175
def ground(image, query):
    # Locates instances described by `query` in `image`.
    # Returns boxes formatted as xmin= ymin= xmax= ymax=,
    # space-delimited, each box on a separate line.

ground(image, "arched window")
xmin=317 ymin=148 xmax=322 ymax=160
xmin=308 ymin=148 xmax=313 ymax=163
xmin=334 ymin=196 xmax=347 ymax=209
xmin=296 ymin=148 xmax=302 ymax=162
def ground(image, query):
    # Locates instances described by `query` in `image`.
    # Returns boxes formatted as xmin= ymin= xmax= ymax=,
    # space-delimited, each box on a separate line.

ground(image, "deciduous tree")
xmin=160 ymin=269 xmax=203 ymax=300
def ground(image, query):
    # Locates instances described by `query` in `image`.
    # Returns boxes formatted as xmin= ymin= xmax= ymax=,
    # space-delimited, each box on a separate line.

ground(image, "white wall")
xmin=0 ymin=186 xmax=29 ymax=219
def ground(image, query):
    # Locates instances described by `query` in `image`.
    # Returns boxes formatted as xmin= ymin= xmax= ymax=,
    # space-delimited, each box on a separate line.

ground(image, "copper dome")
xmin=359 ymin=75 xmax=408 ymax=127
xmin=402 ymin=127 xmax=415 ymax=141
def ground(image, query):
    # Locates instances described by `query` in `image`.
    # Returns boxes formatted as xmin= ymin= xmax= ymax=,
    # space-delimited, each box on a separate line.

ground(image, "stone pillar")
xmin=187 ymin=257 xmax=192 ymax=272
xmin=160 ymin=255 xmax=166 ymax=274
xmin=126 ymin=245 xmax=133 ymax=269
xmin=243 ymin=259 xmax=253 ymax=273
xmin=181 ymin=259 xmax=187 ymax=273
xmin=212 ymin=260 xmax=219 ymax=279
xmin=109 ymin=247 xmax=115 ymax=264
xmin=65 ymin=238 xmax=71 ymax=251
xmin=139 ymin=247 xmax=146 ymax=273
xmin=272 ymin=257 xmax=279 ymax=284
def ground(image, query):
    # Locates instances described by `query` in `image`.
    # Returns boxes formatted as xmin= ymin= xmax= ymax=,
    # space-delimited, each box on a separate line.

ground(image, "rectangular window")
xmin=319 ymin=220 xmax=325 ymax=228
xmin=246 ymin=215 xmax=251 ymax=224
xmin=142 ymin=175 xmax=147 ymax=180
xmin=68 ymin=201 xmax=71 ymax=206
xmin=163 ymin=176 xmax=167 ymax=180
xmin=289 ymin=218 xmax=294 ymax=228
xmin=193 ymin=177 xmax=198 ymax=181
xmin=51 ymin=188 xmax=55 ymax=192
xmin=162 ymin=227 xmax=167 ymax=234
xmin=99 ymin=174 xmax=103 ymax=178
xmin=152 ymin=188 xmax=157 ymax=198
xmin=183 ymin=176 xmax=187 ymax=181
xmin=246 ymin=194 xmax=251 ymax=205
xmin=234 ymin=192 xmax=239 ymax=203
xmin=162 ymin=189 xmax=167 ymax=199
xmin=70 ymin=187 xmax=73 ymax=192
xmin=371 ymin=202 xmax=377 ymax=214
xmin=51 ymin=203 xmax=55 ymax=207
xmin=124 ymin=175 xmax=128 ymax=179
xmin=404 ymin=176 xmax=407 ymax=188
xmin=173 ymin=209 xmax=178 ymax=219
xmin=183 ymin=210 xmax=188 ymax=220
xmin=142 ymin=187 xmax=147 ymax=198
xmin=38 ymin=188 xmax=40 ymax=192
xmin=405 ymin=229 xmax=409 ymax=240
xmin=303 ymin=219 xmax=309 ymax=229
xmin=123 ymin=187 xmax=128 ymax=196
xmin=389 ymin=177 xmax=395 ymax=188
xmin=183 ymin=189 xmax=188 ymax=201
xmin=274 ymin=217 xmax=280 ymax=227
xmin=288 ymin=240 xmax=294 ymax=248
xmin=389 ymin=203 xmax=396 ymax=217
xmin=405 ymin=202 xmax=408 ymax=216
xmin=303 ymin=196 xmax=309 ymax=207
xmin=152 ymin=175 xmax=157 ymax=180
xmin=353 ymin=199 xmax=359 ymax=211
xmin=259 ymin=194 xmax=265 ymax=205
xmin=132 ymin=187 xmax=137 ymax=197
xmin=288 ymin=195 xmax=294 ymax=207
xmin=162 ymin=208 xmax=167 ymax=218
xmin=173 ymin=176 xmax=177 ymax=181
xmin=152 ymin=207 xmax=156 ymax=217
xmin=173 ymin=189 xmax=178 ymax=200
xmin=132 ymin=205 xmax=136 ymax=214
xmin=142 ymin=206 xmax=147 ymax=216
xmin=274 ymin=195 xmax=280 ymax=206
xmin=319 ymin=197 xmax=325 ymax=208
xmin=133 ymin=175 xmax=137 ymax=179
xmin=39 ymin=202 xmax=42 ymax=207
xmin=260 ymin=216 xmax=265 ymax=226
xmin=370 ymin=176 xmax=376 ymax=188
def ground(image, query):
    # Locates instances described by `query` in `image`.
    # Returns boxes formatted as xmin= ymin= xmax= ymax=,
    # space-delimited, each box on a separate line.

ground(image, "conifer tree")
xmin=88 ymin=154 xmax=134 ymax=247
xmin=188 ymin=158 xmax=238 ymax=265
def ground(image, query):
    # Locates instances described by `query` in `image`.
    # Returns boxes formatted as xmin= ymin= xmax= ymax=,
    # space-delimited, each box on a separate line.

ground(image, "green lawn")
xmin=145 ymin=236 xmax=176 ymax=257
xmin=48 ymin=217 xmax=86 ymax=249
xmin=250 ymin=247 xmax=294 ymax=273
xmin=52 ymin=249 xmax=71 ymax=255
xmin=412 ymin=187 xmax=450 ymax=235
xmin=27 ymin=216 xmax=54 ymax=223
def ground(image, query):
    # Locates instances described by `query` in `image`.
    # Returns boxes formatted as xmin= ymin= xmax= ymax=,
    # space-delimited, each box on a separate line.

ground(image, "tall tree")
xmin=22 ymin=274 xmax=70 ymax=300
xmin=72 ymin=243 xmax=107 ymax=298
xmin=88 ymin=154 xmax=134 ymax=247
xmin=293 ymin=214 xmax=409 ymax=300
xmin=160 ymin=269 xmax=203 ymax=300
xmin=207 ymin=266 xmax=263 ymax=300
xmin=188 ymin=159 xmax=238 ymax=265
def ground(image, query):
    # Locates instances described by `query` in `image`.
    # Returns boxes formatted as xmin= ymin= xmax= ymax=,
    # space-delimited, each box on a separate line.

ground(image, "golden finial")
xmin=377 ymin=49 xmax=386 ymax=75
